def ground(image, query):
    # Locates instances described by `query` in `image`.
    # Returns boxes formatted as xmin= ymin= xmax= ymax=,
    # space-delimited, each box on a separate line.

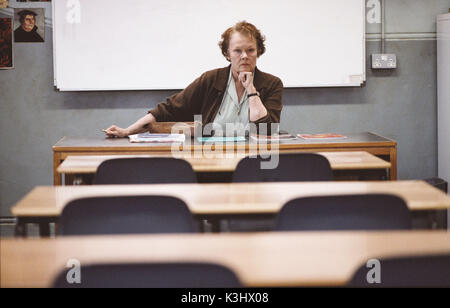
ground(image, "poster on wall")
xmin=0 ymin=18 xmax=13 ymax=69
xmin=0 ymin=0 xmax=8 ymax=9
xmin=14 ymin=8 xmax=44 ymax=42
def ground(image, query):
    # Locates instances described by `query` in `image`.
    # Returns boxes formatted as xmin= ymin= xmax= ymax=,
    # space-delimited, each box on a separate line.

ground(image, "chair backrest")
xmin=232 ymin=153 xmax=333 ymax=183
xmin=349 ymin=254 xmax=450 ymax=287
xmin=53 ymin=262 xmax=243 ymax=288
xmin=93 ymin=157 xmax=196 ymax=184
xmin=58 ymin=195 xmax=195 ymax=235
xmin=275 ymin=194 xmax=411 ymax=231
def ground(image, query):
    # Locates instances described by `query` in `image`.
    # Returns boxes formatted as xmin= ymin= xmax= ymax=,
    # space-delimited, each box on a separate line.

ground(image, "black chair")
xmin=232 ymin=153 xmax=333 ymax=183
xmin=53 ymin=262 xmax=243 ymax=288
xmin=275 ymin=194 xmax=411 ymax=231
xmin=93 ymin=157 xmax=196 ymax=184
xmin=349 ymin=254 xmax=450 ymax=287
xmin=58 ymin=195 xmax=195 ymax=235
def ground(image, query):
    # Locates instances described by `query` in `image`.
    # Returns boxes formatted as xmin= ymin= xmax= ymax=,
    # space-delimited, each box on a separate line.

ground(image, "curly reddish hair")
xmin=219 ymin=21 xmax=266 ymax=60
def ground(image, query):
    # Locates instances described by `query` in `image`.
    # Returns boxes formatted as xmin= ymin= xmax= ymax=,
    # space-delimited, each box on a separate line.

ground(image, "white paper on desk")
xmin=128 ymin=133 xmax=185 ymax=143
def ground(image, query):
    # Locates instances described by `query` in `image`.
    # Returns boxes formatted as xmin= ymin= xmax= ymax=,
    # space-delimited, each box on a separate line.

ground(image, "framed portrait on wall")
xmin=14 ymin=8 xmax=45 ymax=43
xmin=0 ymin=18 xmax=13 ymax=69
xmin=0 ymin=0 xmax=8 ymax=9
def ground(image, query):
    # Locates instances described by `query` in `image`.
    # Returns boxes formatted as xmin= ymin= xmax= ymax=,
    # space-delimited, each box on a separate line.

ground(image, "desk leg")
xmin=333 ymin=169 xmax=388 ymax=181
xmin=54 ymin=152 xmax=63 ymax=186
xmin=389 ymin=147 xmax=397 ymax=180
xmin=195 ymin=217 xmax=219 ymax=233
xmin=210 ymin=218 xmax=222 ymax=233
xmin=73 ymin=175 xmax=84 ymax=185
xmin=15 ymin=218 xmax=27 ymax=238
xmin=431 ymin=210 xmax=448 ymax=230
xmin=64 ymin=174 xmax=78 ymax=185
xmin=39 ymin=222 xmax=51 ymax=237
xmin=65 ymin=174 xmax=94 ymax=186
xmin=412 ymin=210 xmax=448 ymax=230
xmin=201 ymin=217 xmax=221 ymax=233
xmin=197 ymin=219 xmax=205 ymax=233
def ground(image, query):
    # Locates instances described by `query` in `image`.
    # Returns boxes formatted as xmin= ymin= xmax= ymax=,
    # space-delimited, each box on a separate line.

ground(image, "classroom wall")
xmin=0 ymin=0 xmax=448 ymax=217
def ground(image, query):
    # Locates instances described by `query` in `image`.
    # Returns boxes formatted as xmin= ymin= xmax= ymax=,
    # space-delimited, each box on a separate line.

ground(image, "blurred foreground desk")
xmin=11 ymin=181 xmax=449 ymax=236
xmin=2 ymin=231 xmax=450 ymax=287
xmin=57 ymin=151 xmax=391 ymax=185
xmin=53 ymin=132 xmax=397 ymax=184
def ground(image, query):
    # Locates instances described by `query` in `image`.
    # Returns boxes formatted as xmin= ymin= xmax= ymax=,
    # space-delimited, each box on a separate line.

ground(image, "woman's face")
xmin=227 ymin=32 xmax=258 ymax=76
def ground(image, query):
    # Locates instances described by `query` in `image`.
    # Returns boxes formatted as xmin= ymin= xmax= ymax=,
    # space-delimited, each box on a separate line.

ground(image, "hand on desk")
xmin=103 ymin=125 xmax=128 ymax=138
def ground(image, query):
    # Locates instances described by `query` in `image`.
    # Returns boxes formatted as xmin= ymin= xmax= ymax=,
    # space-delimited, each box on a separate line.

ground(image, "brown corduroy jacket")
xmin=148 ymin=65 xmax=283 ymax=125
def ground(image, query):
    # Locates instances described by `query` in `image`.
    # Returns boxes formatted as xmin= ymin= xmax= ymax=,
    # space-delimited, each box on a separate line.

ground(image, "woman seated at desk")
xmin=103 ymin=21 xmax=283 ymax=137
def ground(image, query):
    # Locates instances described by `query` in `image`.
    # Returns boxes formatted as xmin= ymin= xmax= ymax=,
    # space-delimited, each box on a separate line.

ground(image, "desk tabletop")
xmin=2 ymin=231 xmax=449 ymax=287
xmin=56 ymin=151 xmax=391 ymax=174
xmin=53 ymin=132 xmax=396 ymax=152
xmin=11 ymin=181 xmax=450 ymax=217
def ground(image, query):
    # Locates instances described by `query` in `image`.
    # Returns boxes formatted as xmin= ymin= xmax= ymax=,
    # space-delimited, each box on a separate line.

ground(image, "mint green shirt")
xmin=212 ymin=70 xmax=249 ymax=136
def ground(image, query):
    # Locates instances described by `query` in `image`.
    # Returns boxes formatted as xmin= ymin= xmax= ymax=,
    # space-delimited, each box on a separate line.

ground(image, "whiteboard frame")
xmin=53 ymin=0 xmax=366 ymax=91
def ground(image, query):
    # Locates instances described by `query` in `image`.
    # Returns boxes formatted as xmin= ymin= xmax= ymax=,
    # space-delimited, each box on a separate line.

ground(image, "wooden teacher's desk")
xmin=11 ymin=181 xmax=449 ymax=236
xmin=53 ymin=132 xmax=397 ymax=185
xmin=2 ymin=231 xmax=450 ymax=288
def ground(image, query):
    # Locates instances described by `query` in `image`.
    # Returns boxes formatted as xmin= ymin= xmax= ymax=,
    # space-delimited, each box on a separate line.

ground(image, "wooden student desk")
xmin=2 ymin=231 xmax=450 ymax=288
xmin=53 ymin=132 xmax=397 ymax=185
xmin=56 ymin=151 xmax=391 ymax=184
xmin=11 ymin=181 xmax=449 ymax=236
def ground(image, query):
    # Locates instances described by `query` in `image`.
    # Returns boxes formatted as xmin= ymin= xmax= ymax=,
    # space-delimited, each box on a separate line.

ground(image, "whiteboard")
xmin=53 ymin=0 xmax=366 ymax=91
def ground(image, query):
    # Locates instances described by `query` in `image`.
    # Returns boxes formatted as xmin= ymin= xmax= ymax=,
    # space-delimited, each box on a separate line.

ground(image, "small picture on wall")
xmin=0 ymin=18 xmax=13 ymax=69
xmin=0 ymin=0 xmax=8 ymax=9
xmin=14 ymin=8 xmax=45 ymax=43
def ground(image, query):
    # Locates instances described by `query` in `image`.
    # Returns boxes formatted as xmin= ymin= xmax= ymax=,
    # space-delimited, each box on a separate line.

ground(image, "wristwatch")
xmin=247 ymin=91 xmax=260 ymax=98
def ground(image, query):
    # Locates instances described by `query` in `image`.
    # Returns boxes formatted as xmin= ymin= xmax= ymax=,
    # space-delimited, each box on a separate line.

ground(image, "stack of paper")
xmin=129 ymin=133 xmax=185 ymax=143
xmin=297 ymin=133 xmax=347 ymax=140
xmin=197 ymin=136 xmax=246 ymax=143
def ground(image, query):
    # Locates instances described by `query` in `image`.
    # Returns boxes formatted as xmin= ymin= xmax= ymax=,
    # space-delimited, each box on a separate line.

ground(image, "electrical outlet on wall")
xmin=371 ymin=54 xmax=397 ymax=69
